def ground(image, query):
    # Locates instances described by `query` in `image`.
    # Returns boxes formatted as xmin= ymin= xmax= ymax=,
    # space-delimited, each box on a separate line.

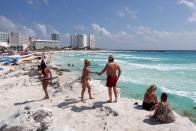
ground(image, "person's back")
xmin=40 ymin=62 xmax=52 ymax=99
xmin=156 ymin=101 xmax=175 ymax=123
xmin=153 ymin=93 xmax=175 ymax=123
xmin=42 ymin=67 xmax=50 ymax=79
xmin=82 ymin=66 xmax=89 ymax=80
xmin=143 ymin=84 xmax=158 ymax=110
xmin=106 ymin=62 xmax=119 ymax=76
xmin=144 ymin=93 xmax=157 ymax=103
xmin=98 ymin=55 xmax=121 ymax=103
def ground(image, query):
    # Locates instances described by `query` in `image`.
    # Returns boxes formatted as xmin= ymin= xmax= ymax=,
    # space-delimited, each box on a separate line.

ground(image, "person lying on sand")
xmin=152 ymin=92 xmax=175 ymax=123
xmin=98 ymin=55 xmax=121 ymax=103
xmin=142 ymin=84 xmax=158 ymax=110
xmin=81 ymin=59 xmax=96 ymax=103
xmin=40 ymin=62 xmax=52 ymax=99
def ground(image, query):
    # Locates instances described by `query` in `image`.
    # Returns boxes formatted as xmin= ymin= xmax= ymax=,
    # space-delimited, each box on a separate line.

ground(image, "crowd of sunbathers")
xmin=37 ymin=54 xmax=175 ymax=123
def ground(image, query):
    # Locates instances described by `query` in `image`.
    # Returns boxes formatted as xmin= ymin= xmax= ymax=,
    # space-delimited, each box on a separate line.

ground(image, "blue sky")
xmin=1 ymin=0 xmax=196 ymax=50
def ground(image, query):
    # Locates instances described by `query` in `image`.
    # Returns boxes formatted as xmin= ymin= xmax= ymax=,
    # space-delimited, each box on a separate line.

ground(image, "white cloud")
xmin=19 ymin=25 xmax=36 ymax=36
xmin=91 ymin=23 xmax=133 ymax=42
xmin=177 ymin=0 xmax=196 ymax=10
xmin=35 ymin=23 xmax=59 ymax=38
xmin=91 ymin=24 xmax=112 ymax=37
xmin=177 ymin=1 xmax=196 ymax=23
xmin=86 ymin=23 xmax=196 ymax=49
xmin=188 ymin=12 xmax=196 ymax=22
xmin=117 ymin=7 xmax=138 ymax=19
xmin=136 ymin=26 xmax=196 ymax=43
xmin=0 ymin=16 xmax=61 ymax=39
xmin=43 ymin=0 xmax=48 ymax=5
xmin=48 ymin=25 xmax=59 ymax=34
xmin=26 ymin=0 xmax=48 ymax=8
xmin=136 ymin=26 xmax=170 ymax=42
xmin=73 ymin=25 xmax=86 ymax=32
xmin=35 ymin=23 xmax=47 ymax=36
xmin=0 ymin=16 xmax=16 ymax=31
xmin=0 ymin=15 xmax=36 ymax=36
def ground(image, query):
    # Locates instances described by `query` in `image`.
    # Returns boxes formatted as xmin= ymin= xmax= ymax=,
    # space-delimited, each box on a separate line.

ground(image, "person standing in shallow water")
xmin=98 ymin=55 xmax=121 ymax=103
xmin=40 ymin=62 xmax=52 ymax=99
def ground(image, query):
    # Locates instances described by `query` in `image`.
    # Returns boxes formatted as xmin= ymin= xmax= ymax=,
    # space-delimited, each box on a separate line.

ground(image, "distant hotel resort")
xmin=70 ymin=34 xmax=96 ymax=49
xmin=0 ymin=32 xmax=96 ymax=50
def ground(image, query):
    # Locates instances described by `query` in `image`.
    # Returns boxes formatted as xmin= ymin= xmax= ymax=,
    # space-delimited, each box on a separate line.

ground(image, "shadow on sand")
xmin=14 ymin=99 xmax=43 ymax=106
xmin=143 ymin=117 xmax=165 ymax=125
xmin=71 ymin=101 xmax=107 ymax=112
xmin=56 ymin=98 xmax=81 ymax=109
xmin=134 ymin=105 xmax=145 ymax=110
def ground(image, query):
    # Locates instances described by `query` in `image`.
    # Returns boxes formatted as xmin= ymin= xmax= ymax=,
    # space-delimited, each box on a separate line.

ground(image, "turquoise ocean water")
xmin=52 ymin=51 xmax=196 ymax=123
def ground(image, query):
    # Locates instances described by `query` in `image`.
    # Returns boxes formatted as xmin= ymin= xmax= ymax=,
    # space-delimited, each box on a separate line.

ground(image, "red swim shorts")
xmin=106 ymin=75 xmax=118 ymax=87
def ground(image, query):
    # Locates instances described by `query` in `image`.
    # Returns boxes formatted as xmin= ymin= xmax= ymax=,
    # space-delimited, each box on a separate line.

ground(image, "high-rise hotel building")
xmin=88 ymin=35 xmax=96 ymax=49
xmin=70 ymin=34 xmax=96 ymax=49
xmin=9 ymin=32 xmax=29 ymax=50
xmin=51 ymin=33 xmax=60 ymax=41
xmin=0 ymin=32 xmax=9 ymax=47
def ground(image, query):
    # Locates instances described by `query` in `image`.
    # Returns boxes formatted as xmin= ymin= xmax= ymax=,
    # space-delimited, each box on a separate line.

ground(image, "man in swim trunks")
xmin=99 ymin=55 xmax=121 ymax=103
xmin=40 ymin=62 xmax=52 ymax=99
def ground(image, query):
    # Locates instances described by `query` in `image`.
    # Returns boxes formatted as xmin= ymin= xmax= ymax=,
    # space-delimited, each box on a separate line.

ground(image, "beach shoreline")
xmin=0 ymin=50 xmax=195 ymax=131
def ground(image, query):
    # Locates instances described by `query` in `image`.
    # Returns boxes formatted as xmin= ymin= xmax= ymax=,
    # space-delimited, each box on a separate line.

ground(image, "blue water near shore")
xmin=52 ymin=51 xmax=196 ymax=122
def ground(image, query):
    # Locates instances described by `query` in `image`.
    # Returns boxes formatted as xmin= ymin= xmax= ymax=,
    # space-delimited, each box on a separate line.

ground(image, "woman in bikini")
xmin=81 ymin=59 xmax=94 ymax=103
xmin=142 ymin=84 xmax=158 ymax=110
xmin=40 ymin=62 xmax=52 ymax=99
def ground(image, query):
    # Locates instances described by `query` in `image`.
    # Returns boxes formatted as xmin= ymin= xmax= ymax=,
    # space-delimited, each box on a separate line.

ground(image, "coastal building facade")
xmin=0 ymin=32 xmax=9 ymax=47
xmin=51 ymin=33 xmax=60 ymax=41
xmin=70 ymin=34 xmax=96 ymax=49
xmin=31 ymin=39 xmax=60 ymax=49
xmin=9 ymin=32 xmax=29 ymax=50
xmin=88 ymin=35 xmax=96 ymax=49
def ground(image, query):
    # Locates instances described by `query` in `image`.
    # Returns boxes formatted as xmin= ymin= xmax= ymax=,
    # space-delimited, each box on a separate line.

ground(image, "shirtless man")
xmin=99 ymin=55 xmax=121 ymax=103
xmin=40 ymin=62 xmax=52 ymax=99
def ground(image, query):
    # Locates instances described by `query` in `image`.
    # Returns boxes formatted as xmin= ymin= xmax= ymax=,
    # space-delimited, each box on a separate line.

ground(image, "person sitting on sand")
xmin=40 ymin=62 xmax=52 ymax=99
xmin=142 ymin=84 xmax=158 ymax=110
xmin=81 ymin=59 xmax=94 ymax=103
xmin=98 ymin=55 xmax=121 ymax=103
xmin=152 ymin=92 xmax=175 ymax=123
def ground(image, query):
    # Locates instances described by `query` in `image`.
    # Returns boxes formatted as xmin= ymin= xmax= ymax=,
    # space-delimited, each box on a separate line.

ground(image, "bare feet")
xmin=114 ymin=98 xmax=117 ymax=103
xmin=89 ymin=97 xmax=94 ymax=99
xmin=107 ymin=100 xmax=112 ymax=103
xmin=81 ymin=100 xmax=86 ymax=103
xmin=43 ymin=96 xmax=49 ymax=99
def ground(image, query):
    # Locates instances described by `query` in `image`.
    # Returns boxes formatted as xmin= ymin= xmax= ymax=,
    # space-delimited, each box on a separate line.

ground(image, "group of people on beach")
xmin=38 ymin=54 xmax=175 ymax=123
xmin=142 ymin=84 xmax=175 ymax=123
xmin=80 ymin=55 xmax=175 ymax=123
xmin=81 ymin=55 xmax=121 ymax=103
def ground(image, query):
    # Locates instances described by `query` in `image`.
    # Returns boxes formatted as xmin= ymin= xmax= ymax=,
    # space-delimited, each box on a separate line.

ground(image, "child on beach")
xmin=81 ymin=59 xmax=94 ymax=103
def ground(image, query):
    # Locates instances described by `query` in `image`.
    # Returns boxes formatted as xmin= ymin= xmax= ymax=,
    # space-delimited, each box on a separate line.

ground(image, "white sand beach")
xmin=0 ymin=52 xmax=195 ymax=131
